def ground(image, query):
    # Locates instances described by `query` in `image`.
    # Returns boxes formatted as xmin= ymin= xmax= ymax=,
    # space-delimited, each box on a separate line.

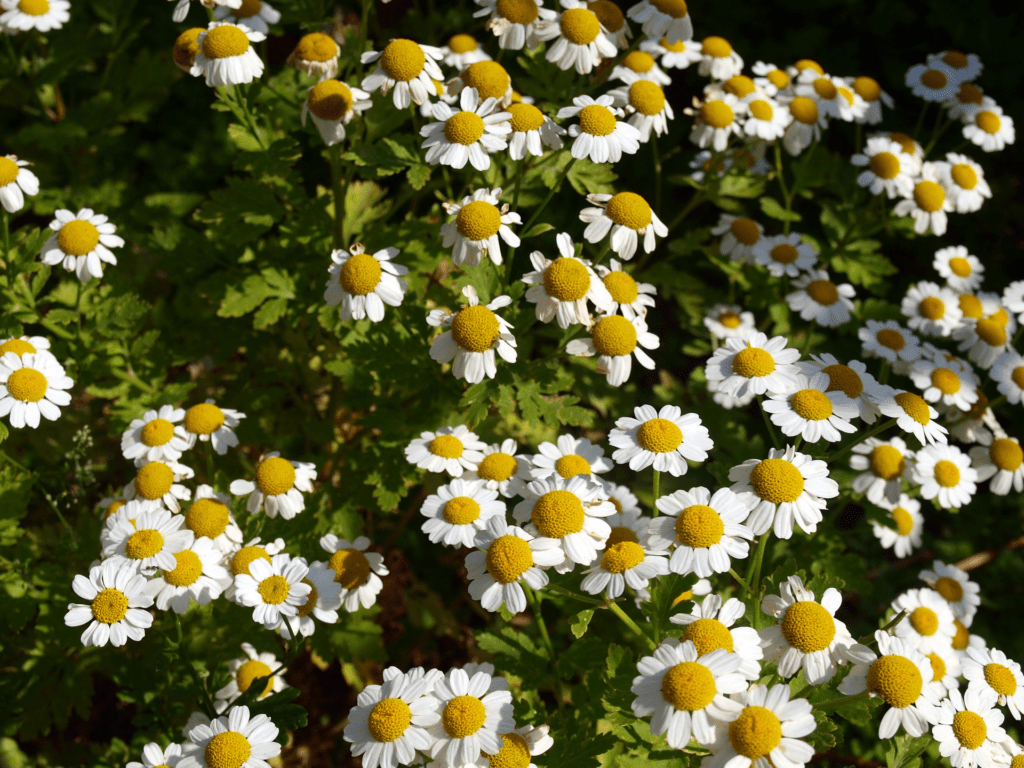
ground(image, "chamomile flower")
xmin=181 ymin=399 xmax=244 ymax=454
xmin=233 ymin=553 xmax=311 ymax=625
xmin=428 ymin=286 xmax=517 ymax=384
xmin=786 ymin=271 xmax=856 ymax=328
xmin=505 ymin=103 xmax=565 ymax=159
xmin=697 ymin=35 xmax=743 ymax=80
xmin=324 ymin=243 xmax=409 ymax=321
xmin=579 ymin=191 xmax=667 ymax=261
xmin=0 ymin=351 xmax=72 ymax=429
xmin=730 ymin=446 xmax=839 ymax=539
xmin=442 ymin=34 xmax=491 ymax=70
xmin=934 ymin=245 xmax=984 ymax=291
xmin=945 ymin=82 xmax=986 ymax=121
xmin=463 ymin=440 xmax=530 ymax=497
xmin=302 ymin=80 xmax=372 ymax=146
xmin=467 ymin=517 xmax=563 ymax=613
xmin=121 ymin=405 xmax=190 ymax=464
xmin=910 ymin=355 xmax=979 ymax=411
xmin=224 ymin=537 xmax=286 ymax=601
xmin=287 ymin=32 xmax=340 ymax=78
xmin=643 ymin=36 xmax=702 ymax=70
xmin=611 ymin=49 xmax=672 ymax=85
xmin=939 ymin=156 xmax=991 ymax=214
xmin=145 ymin=537 xmax=229 ymax=614
xmin=970 ymin=437 xmax=1024 ymax=496
xmin=850 ymin=437 xmax=915 ymax=505
xmin=851 ymin=137 xmax=922 ymax=198
xmin=535 ymin=1 xmax=616 ymax=75
xmin=892 ymin=587 xmax=959 ymax=653
xmin=876 ymin=389 xmax=949 ymax=446
xmin=627 ymin=0 xmax=691 ymax=44
xmin=838 ymin=631 xmax=941 ymax=738
xmin=963 ymin=100 xmax=1015 ymax=152
xmin=531 ymin=434 xmax=612 ymax=484
xmin=320 ymin=534 xmax=388 ymax=612
xmin=924 ymin=644 xmax=962 ymax=697
xmin=933 ymin=688 xmax=1006 ymax=768
xmin=440 ymin=188 xmax=521 ymax=267
xmin=711 ymin=214 xmax=764 ymax=264
xmin=764 ymin=373 xmax=859 ymax=443
xmin=189 ymin=22 xmax=265 ymax=86
xmin=65 ymin=559 xmax=154 ymax=648
xmin=213 ymin=0 xmax=279 ymax=34
xmin=859 ymin=320 xmax=923 ymax=368
xmin=420 ymin=478 xmax=506 ymax=548
xmin=630 ymin=639 xmax=747 ymax=749
xmin=608 ymin=405 xmax=713 ymax=476
xmin=522 ymin=233 xmax=614 ymax=328
xmin=215 ymin=643 xmax=288 ymax=707
xmin=513 ymin=475 xmax=614 ymax=572
xmin=128 ymin=743 xmax=184 ymax=768
xmin=761 ymin=575 xmax=863 ymax=685
xmin=705 ymin=332 xmax=801 ymax=399
xmin=902 ymin=281 xmax=963 ymax=337
xmin=669 ymin=595 xmax=763 ymax=678
xmin=123 ymin=460 xmax=194 ymax=512
xmin=558 ymin=95 xmax=641 ymax=163
xmin=473 ymin=0 xmax=557 ymax=51
xmin=954 ymin=314 xmax=1015 ymax=370
xmin=906 ymin=62 xmax=959 ymax=101
xmin=40 ymin=208 xmax=124 ymax=284
xmin=896 ymin=163 xmax=954 ymax=236
xmin=991 ymin=351 xmax=1024 ymax=405
xmin=944 ymin=398 xmax=995 ymax=446
xmin=607 ymin=76 xmax=674 ymax=141
xmin=919 ymin=560 xmax=981 ymax=626
xmin=930 ymin=50 xmax=983 ymax=83
xmin=963 ymin=647 xmax=1024 ymax=719
xmin=405 ymin=425 xmax=486 ymax=477
xmin=565 ymin=313 xmax=659 ymax=387
xmin=230 ymin=452 xmax=316 ymax=520
xmin=647 ymin=487 xmax=753 ymax=578
xmin=588 ymin=0 xmax=630 ymax=48
xmin=595 ymin=259 xmax=656 ymax=320
xmin=183 ymin=485 xmax=244 ymax=555
xmin=421 ymin=87 xmax=512 ymax=171
xmin=743 ymin=94 xmax=792 ymax=140
xmin=361 ymin=38 xmax=444 ymax=109
xmin=752 ymin=233 xmax=818 ymax=278
xmin=702 ymin=684 xmax=817 ymax=768
xmin=581 ymin=540 xmax=668 ymax=598
xmin=0 ymin=0 xmax=68 ymax=32
xmin=689 ymin=94 xmax=743 ymax=152
xmin=797 ymin=70 xmax=865 ymax=122
xmin=343 ymin=668 xmax=441 ymax=768
xmin=849 ymin=76 xmax=894 ymax=124
xmin=271 ymin=560 xmax=342 ymax=640
xmin=0 ymin=335 xmax=52 ymax=362
xmin=703 ymin=304 xmax=755 ymax=340
xmin=0 ymin=155 xmax=39 ymax=213
xmin=781 ymin=96 xmax=827 ymax=155
xmin=179 ymin=706 xmax=281 ymax=768
xmin=871 ymin=495 xmax=924 ymax=558
xmin=425 ymin=668 xmax=515 ymax=768
xmin=751 ymin=61 xmax=791 ymax=95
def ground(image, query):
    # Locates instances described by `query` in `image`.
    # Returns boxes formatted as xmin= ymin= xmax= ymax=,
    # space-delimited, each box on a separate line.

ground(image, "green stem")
xmin=878 ymin=359 xmax=891 ymax=385
xmin=607 ymin=600 xmax=657 ymax=650
xmin=987 ymin=394 xmax=1006 ymax=411
xmin=859 ymin=609 xmax=907 ymax=644
xmin=524 ymin=586 xmax=565 ymax=713
xmin=651 ymin=469 xmax=661 ymax=515
xmin=748 ymin=531 xmax=771 ymax=629
xmin=239 ymin=84 xmax=267 ymax=150
xmin=330 ymin=144 xmax=346 ymax=249
xmin=547 ymin=583 xmax=604 ymax=605
xmin=825 ymin=418 xmax=897 ymax=464
xmin=757 ymin=395 xmax=782 ymax=450
xmin=651 ymin=134 xmax=662 ymax=217
xmin=774 ymin=142 xmax=793 ymax=235
xmin=505 ymin=154 xmax=575 ymax=273
xmin=174 ymin=613 xmax=219 ymax=718
xmin=912 ymin=102 xmax=929 ymax=141
xmin=729 ymin=568 xmax=752 ymax=593
xmin=1 ymin=209 xmax=9 ymax=267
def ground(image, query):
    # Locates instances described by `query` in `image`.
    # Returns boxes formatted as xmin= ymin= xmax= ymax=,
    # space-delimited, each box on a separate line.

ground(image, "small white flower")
xmin=642 ymin=35 xmax=702 ymax=70
xmin=611 ymin=48 xmax=672 ymax=84
xmin=697 ymin=35 xmax=743 ymax=80
xmin=522 ymin=233 xmax=614 ymax=328
xmin=178 ymin=706 xmax=281 ymax=768
xmin=213 ymin=0 xmax=279 ymax=33
xmin=705 ymin=331 xmax=800 ymax=399
xmin=703 ymin=684 xmax=817 ymax=768
xmin=848 ymin=75 xmax=894 ymax=124
xmin=0 ymin=0 xmax=68 ymax=32
xmin=914 ymin=443 xmax=977 ymax=508
xmin=851 ymin=137 xmax=921 ymax=198
xmin=764 ymin=372 xmax=859 ymax=444
xmin=970 ymin=437 xmax=1024 ymax=496
xmin=962 ymin=99 xmax=1015 ymax=153
xmin=795 ymin=69 xmax=865 ymax=122
xmin=128 ymin=743 xmax=183 ymax=768
xmin=215 ymin=643 xmax=288 ymax=707
xmin=421 ymin=87 xmax=512 ymax=171
xmin=991 ymin=350 xmax=1024 ymax=405
xmin=0 ymin=155 xmax=40 ymax=213
xmin=953 ymin=313 xmax=1015 ymax=370
xmin=895 ymin=162 xmax=955 ymax=236
xmin=230 ymin=452 xmax=316 ymax=520
xmin=65 ymin=559 xmax=154 ymax=648
xmin=190 ymin=22 xmax=265 ymax=86
xmin=440 ymin=187 xmax=521 ymax=267
xmin=223 ymin=537 xmax=286 ymax=601
xmin=270 ymin=560 xmax=343 ymax=640
xmin=902 ymin=281 xmax=963 ymax=337
xmin=703 ymin=304 xmax=755 ymax=340
xmin=710 ymin=214 xmax=764 ymax=265
xmin=962 ymin=646 xmax=1024 ymax=719
xmin=875 ymin=387 xmax=949 ymax=446
xmin=505 ymin=102 xmax=565 ymax=159
xmin=891 ymin=587 xmax=958 ymax=654
xmin=420 ymin=478 xmax=506 ymax=548
xmin=608 ymin=404 xmax=713 ymax=476
xmin=751 ymin=60 xmax=791 ymax=95
xmin=466 ymin=517 xmax=564 ymax=613
xmin=325 ymin=243 xmax=409 ymax=322
xmin=781 ymin=95 xmax=827 ymax=156
xmin=40 ymin=208 xmax=124 ymax=284
xmin=122 ymin=459 xmax=193 ymax=512
xmin=906 ymin=61 xmax=960 ymax=101
xmin=144 ymin=537 xmax=230 ymax=614
xmin=182 ymin=398 xmax=245 ymax=454
xmin=920 ymin=559 xmax=981 ymax=626
xmin=579 ymin=191 xmax=667 ymax=261
xmin=557 ymin=95 xmax=641 ymax=163
xmin=530 ymin=433 xmax=612 ymax=483
xmin=910 ymin=354 xmax=979 ymax=411
xmin=232 ymin=553 xmax=311 ymax=625
xmin=0 ymin=351 xmax=73 ymax=429
xmin=594 ymin=259 xmax=656 ymax=320
xmin=932 ymin=687 xmax=1006 ymax=768
xmin=462 ymin=439 xmax=531 ymax=497
xmin=286 ymin=31 xmax=341 ymax=78
xmin=535 ymin=1 xmax=617 ymax=75
xmin=427 ymin=286 xmax=517 ymax=384
xmin=121 ymin=404 xmax=190 ymax=463
xmin=301 ymin=79 xmax=373 ymax=147
xmin=103 ymin=505 xmax=195 ymax=575
xmin=786 ymin=270 xmax=856 ymax=328
xmin=647 ymin=487 xmax=752 ymax=578
xmin=850 ymin=437 xmax=915 ymax=505
xmin=928 ymin=50 xmax=983 ymax=84
xmin=441 ymin=33 xmax=491 ymax=70
xmin=565 ymin=313 xmax=659 ymax=387
xmin=320 ymin=534 xmax=389 ymax=612
xmin=580 ymin=540 xmax=668 ymax=598
xmin=752 ymin=232 xmax=819 ymax=278
xmin=871 ymin=495 xmax=924 ymax=558
xmin=626 ymin=0 xmax=692 ymax=44
xmin=472 ymin=0 xmax=557 ymax=51
xmin=405 ymin=424 xmax=486 ymax=477
xmin=858 ymin=320 xmax=923 ymax=368
xmin=607 ymin=75 xmax=675 ymax=141
xmin=742 ymin=93 xmax=792 ymax=140
xmin=938 ymin=155 xmax=991 ymax=213
xmin=669 ymin=595 xmax=763 ymax=679
xmin=923 ymin=643 xmax=962 ymax=697
xmin=361 ymin=38 xmax=444 ymax=109
xmin=424 ymin=668 xmax=515 ymax=767
xmin=690 ymin=94 xmax=743 ymax=152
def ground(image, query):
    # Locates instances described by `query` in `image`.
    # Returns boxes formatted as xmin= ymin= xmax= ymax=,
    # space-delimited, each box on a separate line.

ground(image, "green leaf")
xmin=522 ymin=222 xmax=555 ymax=239
xmin=719 ymin=174 xmax=766 ymax=198
xmin=759 ymin=196 xmax=802 ymax=222
xmin=0 ymin=421 xmax=7 ymax=444
xmin=218 ymin=274 xmax=272 ymax=318
xmin=570 ymin=609 xmax=594 ymax=638
xmin=342 ymin=180 xmax=391 ymax=243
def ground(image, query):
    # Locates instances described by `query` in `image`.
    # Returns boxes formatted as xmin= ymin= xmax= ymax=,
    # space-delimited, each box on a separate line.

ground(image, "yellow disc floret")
xmin=770 ymin=244 xmax=799 ymax=264
xmin=104 ymin=499 xmax=126 ymax=518
xmin=445 ymin=111 xmax=486 ymax=145
xmin=990 ymin=439 xmax=1024 ymax=472
xmin=975 ymin=318 xmax=1006 ymax=347
xmin=456 ymin=200 xmax=503 ymax=241
xmin=444 ymin=496 xmax=481 ymax=525
xmin=451 ymin=305 xmax=500 ymax=353
xmin=934 ymin=577 xmax=964 ymax=603
xmin=913 ymin=181 xmax=945 ymax=213
xmin=933 ymin=460 xmax=960 ymax=488
xmin=591 ymin=315 xmax=637 ymax=357
xmin=543 ymin=258 xmax=591 ymax=301
xmin=202 ymin=25 xmax=251 ymax=60
xmin=853 ymin=76 xmax=882 ymax=101
xmin=766 ymin=69 xmax=790 ymax=89
xmin=461 ymin=60 xmax=510 ymax=101
xmin=6 ymin=368 xmax=47 ymax=402
xmin=559 ymin=7 xmax=600 ymax=44
xmin=135 ymin=462 xmax=174 ymax=500
xmin=173 ymin=28 xmax=205 ymax=69
xmin=918 ymin=296 xmax=946 ymax=321
xmin=184 ymin=402 xmax=225 ymax=435
xmin=578 ymin=104 xmax=617 ymax=136
xmin=892 ymin=507 xmax=914 ymax=536
xmin=732 ymin=347 xmax=775 ymax=378
xmin=719 ymin=312 xmax=741 ymax=328
xmin=636 ymin=418 xmax=683 ymax=453
xmin=950 ymin=165 xmax=978 ymax=190
xmin=163 ymin=549 xmax=203 ymax=587
xmin=699 ymin=101 xmax=734 ymax=128
xmin=813 ymin=77 xmax=838 ymax=100
xmin=448 ymin=34 xmax=478 ymax=53
xmin=18 ymin=0 xmax=49 ymax=15
xmin=233 ymin=0 xmax=262 ymax=17
xmin=748 ymin=100 xmax=774 ymax=121
xmin=920 ymin=69 xmax=947 ymax=89
xmin=984 ymin=663 xmax=1017 ymax=696
xmin=328 ymin=548 xmax=371 ymax=589
xmin=729 ymin=706 xmax=782 ymax=759
xmin=495 ymin=0 xmax=538 ymax=24
xmin=806 ymin=279 xmax=839 ymax=306
xmin=952 ymin=711 xmax=987 ymax=749
xmin=701 ymin=35 xmax=731 ymax=57
xmin=868 ymin=655 xmax=923 ymax=707
xmin=339 ymin=252 xmax=382 ymax=295
xmin=927 ymin=652 xmax=946 ymax=681
xmin=894 ymin=392 xmax=930 ymax=424
xmin=629 ymin=81 xmax=666 ymax=116
xmin=57 ymin=220 xmax=101 ymax=257
xmin=605 ymin=192 xmax=653 ymax=230
xmin=477 ymin=452 xmax=517 ymax=481
xmin=369 ymin=698 xmax=412 ymax=742
xmin=443 ymin=695 xmax=488 ymax=738
xmin=909 ymin=606 xmax=939 ymax=636
xmin=675 ymin=504 xmax=724 ymax=548
xmin=588 ymin=0 xmax=624 ymax=30
xmin=141 ymin=418 xmax=175 ymax=447
xmin=682 ymin=617 xmax=734 ymax=655
xmin=231 ymin=545 xmax=270 ymax=576
xmin=975 ymin=111 xmax=1001 ymax=134
xmin=789 ymin=97 xmax=818 ymax=125
xmin=821 ymin=364 xmax=862 ymax=398
xmin=508 ymin=103 xmax=545 ymax=133
xmin=485 ymin=733 xmax=531 ymax=768
xmin=723 ymin=75 xmax=756 ymax=98
xmin=869 ymin=152 xmax=901 ymax=180
xmin=555 ymin=454 xmax=591 ymax=478
xmin=255 ymin=456 xmax=296 ymax=496
xmin=257 ymin=574 xmax=290 ymax=605
xmin=750 ymin=458 xmax=804 ymax=504
xmin=600 ymin=540 xmax=645 ymax=574
xmin=0 ymin=338 xmax=36 ymax=356
xmin=205 ymin=732 xmax=251 ymax=768
xmin=532 ymin=490 xmax=585 ymax=538
xmin=730 ymin=217 xmax=760 ymax=245
xmin=293 ymin=32 xmax=338 ymax=62
xmin=308 ymin=80 xmax=354 ymax=121
xmin=661 ymin=661 xmax=716 ymax=711
xmin=92 ymin=588 xmax=128 ymax=624
xmin=607 ymin=525 xmax=638 ymax=546
xmin=781 ymin=601 xmax=836 ymax=652
xmin=486 ymin=534 xmax=533 ymax=583
xmin=930 ymin=368 xmax=961 ymax=395
xmin=870 ymin=445 xmax=904 ymax=480
xmin=430 ymin=435 xmax=464 ymax=458
xmin=236 ymin=659 xmax=274 ymax=697
xmin=622 ymin=51 xmax=655 ymax=73
xmin=603 ymin=271 xmax=638 ymax=304
xmin=297 ymin=579 xmax=318 ymax=616
xmin=650 ymin=0 xmax=687 ymax=16
xmin=380 ymin=39 xmax=426 ymax=82
xmin=790 ymin=388 xmax=833 ymax=421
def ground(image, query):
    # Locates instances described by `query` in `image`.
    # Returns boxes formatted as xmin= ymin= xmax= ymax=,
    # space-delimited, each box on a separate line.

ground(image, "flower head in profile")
xmin=689 ymin=94 xmax=742 ymax=152
xmin=506 ymin=102 xmax=565 ymax=159
xmin=970 ymin=437 xmax=1024 ymax=497
xmin=529 ymin=433 xmax=612 ymax=484
xmin=320 ymin=534 xmax=389 ymax=612
xmin=962 ymin=646 xmax=1024 ymax=720
xmin=213 ymin=0 xmax=280 ymax=34
xmin=565 ymin=313 xmax=659 ymax=387
xmin=144 ymin=537 xmax=229 ymax=614
xmin=302 ymin=79 xmax=372 ymax=146
xmin=521 ymin=233 xmax=613 ymax=329
xmin=0 ymin=155 xmax=40 ymax=213
xmin=919 ymin=559 xmax=981 ymax=626
xmin=849 ymin=436 xmax=914 ymax=505
xmin=669 ymin=595 xmax=763 ymax=679
xmin=627 ymin=0 xmax=691 ymax=44
xmin=215 ymin=643 xmax=289 ymax=708
xmin=65 ymin=559 xmax=154 ymax=648
xmin=595 ymin=259 xmax=657 ymax=320
xmin=230 ymin=452 xmax=317 ymax=520
xmin=287 ymin=31 xmax=341 ymax=78
xmin=871 ymin=494 xmax=923 ymax=558
xmin=579 ymin=191 xmax=667 ymax=260
xmin=190 ymin=22 xmax=265 ymax=86
xmin=40 ymin=208 xmax=124 ymax=284
xmin=427 ymin=286 xmax=517 ymax=385
xmin=182 ymin=399 xmax=245 ymax=454
xmin=875 ymin=387 xmax=948 ymax=446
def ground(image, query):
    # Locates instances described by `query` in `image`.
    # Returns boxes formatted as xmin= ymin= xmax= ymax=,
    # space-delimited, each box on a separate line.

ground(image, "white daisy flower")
xmin=914 ymin=443 xmax=977 ymax=508
xmin=425 ymin=668 xmax=514 ymax=767
xmin=924 ymin=644 xmax=962 ymax=697
xmin=954 ymin=314 xmax=1015 ymax=370
xmin=180 ymin=400 xmax=242 ymax=455
xmin=933 ymin=244 xmax=984 ymax=291
xmin=906 ymin=61 xmax=960 ymax=101
xmin=871 ymin=495 xmax=924 ymax=558
xmin=420 ymin=478 xmax=506 ymax=548
xmin=991 ymin=351 xmax=1024 ymax=405
xmin=65 ymin=559 xmax=154 ymax=648
xmin=472 ymin=0 xmax=557 ymax=51
xmin=361 ymin=38 xmax=444 ymax=109
xmin=895 ymin=162 xmax=954 ymax=236
xmin=530 ymin=433 xmax=613 ymax=483
xmin=103 ymin=505 xmax=194 ymax=574
xmin=785 ymin=270 xmax=856 ymax=328
xmin=215 ymin=643 xmax=288 ymax=707
xmin=343 ymin=667 xmax=442 ymax=768
xmin=505 ymin=102 xmax=565 ymax=159
xmin=760 ymin=575 xmax=865 ymax=684
xmin=920 ymin=560 xmax=981 ymax=626
xmin=145 ymin=537 xmax=229 ymax=614
xmin=858 ymin=320 xmax=923 ymax=369
xmin=190 ymin=22 xmax=265 ymax=86
xmin=0 ymin=0 xmax=68 ymax=31
xmin=441 ymin=33 xmax=491 ymax=70
xmin=849 ymin=75 xmax=894 ymax=124
xmin=730 ymin=445 xmax=839 ymax=539
xmin=428 ymin=285 xmax=517 ymax=384
xmin=224 ymin=537 xmax=287 ymax=600
xmin=229 ymin=452 xmax=316 ymax=520
xmin=630 ymin=639 xmax=747 ymax=748
xmin=876 ymin=130 xmax=925 ymax=160
xmin=320 ymin=534 xmax=388 ymax=612
xmin=642 ymin=35 xmax=702 ymax=70
xmin=764 ymin=372 xmax=859 ymax=443
xmin=270 ymin=560 xmax=343 ymax=640
xmin=213 ymin=0 xmax=279 ymax=33
xmin=579 ymin=191 xmax=667 ymax=261
xmin=557 ymin=95 xmax=641 ymax=163
xmin=608 ymin=404 xmax=713 ymax=476
xmin=781 ymin=96 xmax=827 ymax=156
xmin=121 ymin=458 xmax=193 ymax=512
xmin=944 ymin=402 xmax=995 ymax=447
xmin=179 ymin=706 xmax=281 ymax=768
xmin=933 ymin=688 xmax=1006 ymax=768
xmin=534 ymin=0 xmax=616 ymax=75
xmin=128 ymin=743 xmax=183 ymax=768
xmin=0 ymin=155 xmax=39 ymax=213
xmin=588 ymin=0 xmax=630 ymax=48
xmin=462 ymin=439 xmax=531 ymax=497
xmin=301 ymin=79 xmax=373 ymax=147
xmin=232 ymin=553 xmax=310 ymax=625
xmin=929 ymin=50 xmax=983 ymax=83
xmin=850 ymin=437 xmax=915 ymax=505
xmin=121 ymin=404 xmax=190 ymax=463
xmin=39 ymin=207 xmax=124 ymax=284
xmin=696 ymin=35 xmax=743 ymax=80
xmin=910 ymin=355 xmax=979 ymax=411
xmin=838 ymin=630 xmax=941 ymax=738
xmin=286 ymin=31 xmax=341 ymax=78
xmin=565 ymin=313 xmax=659 ymax=387
xmin=180 ymin=486 xmax=241 ymax=556
xmin=480 ymin=724 xmax=552 ymax=768
xmin=795 ymin=70 xmax=866 ymax=122
xmin=963 ymin=100 xmax=1015 ymax=153
xmin=647 ymin=487 xmax=753 ymax=578
xmin=939 ymin=155 xmax=992 ymax=213
xmin=971 ymin=437 xmax=1024 ymax=496
xmin=876 ymin=388 xmax=948 ymax=446
xmin=0 ymin=351 xmax=72 ymax=429
xmin=669 ymin=595 xmax=763 ymax=679
xmin=689 ymin=94 xmax=743 ymax=152
xmin=705 ymin=331 xmax=800 ymax=399
xmin=421 ymin=87 xmax=512 ymax=171
xmin=710 ymin=214 xmax=764 ymax=265
xmin=440 ymin=187 xmax=521 ymax=267
xmin=580 ymin=540 xmax=668 ymax=598
xmin=405 ymin=425 xmax=486 ymax=477
xmin=0 ymin=335 xmax=52 ymax=362
xmin=742 ymin=94 xmax=792 ymax=141
xmin=466 ymin=516 xmax=564 ymax=613
xmin=945 ymin=81 xmax=986 ymax=122
xmin=627 ymin=0 xmax=691 ymax=44
xmin=752 ymin=232 xmax=819 ymax=278
xmin=750 ymin=60 xmax=791 ymax=95
xmin=607 ymin=75 xmax=674 ymax=141
xmin=611 ymin=48 xmax=672 ymax=85
xmin=891 ymin=587 xmax=958 ymax=654
xmin=703 ymin=304 xmax=755 ymax=341
xmin=851 ymin=137 xmax=922 ymax=198
xmin=325 ymin=243 xmax=409 ymax=322
xmin=702 ymin=684 xmax=817 ymax=768
xmin=522 ymin=233 xmax=614 ymax=329
xmin=902 ymin=281 xmax=963 ymax=337
xmin=594 ymin=259 xmax=657 ymax=320
xmin=963 ymin=646 xmax=1024 ymax=719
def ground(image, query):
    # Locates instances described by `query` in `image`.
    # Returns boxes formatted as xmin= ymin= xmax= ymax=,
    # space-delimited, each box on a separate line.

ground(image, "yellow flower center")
xmin=770 ymin=243 xmax=799 ymax=264
xmin=991 ymin=439 xmax=1024 ymax=472
xmin=451 ymin=305 xmax=501 ymax=353
xmin=789 ymin=96 xmax=819 ymax=124
xmin=892 ymin=507 xmax=914 ymax=536
xmin=934 ymin=577 xmax=964 ymax=603
xmin=794 ymin=59 xmax=823 ymax=74
xmin=57 ymin=220 xmax=101 ymax=257
xmin=876 ymin=328 xmax=906 ymax=351
xmin=588 ymin=0 xmax=624 ymax=30
xmin=930 ymin=367 xmax=961 ymax=395
xmin=430 ymin=434 xmax=464 ymax=458
xmin=887 ymin=133 xmax=915 ymax=154
xmin=682 ymin=618 xmax=734 ymax=655
xmin=380 ymin=39 xmax=426 ymax=82
xmin=869 ymin=151 xmax=900 ymax=180
xmin=701 ymin=35 xmax=731 ymax=57
xmin=532 ymin=489 xmax=585 ymax=538
xmin=952 ymin=711 xmax=987 ymax=750
xmin=205 ymin=732 xmax=251 ymax=768
xmin=559 ymin=7 xmax=601 ymax=44
xmin=674 ymin=504 xmax=724 ymax=548
xmin=636 ymin=418 xmax=683 ymax=453
xmin=135 ymin=462 xmax=174 ymax=500
xmin=732 ymin=347 xmax=776 ymax=378
xmin=233 ymin=0 xmax=261 ymax=18
xmin=650 ymin=0 xmax=688 ymax=15
xmin=105 ymin=500 xmax=126 ymax=518
xmin=622 ymin=51 xmax=655 ymax=73
xmin=202 ymin=25 xmax=251 ymax=60
xmin=91 ymin=588 xmax=129 ymax=624
xmin=591 ymin=315 xmax=637 ymax=357
xmin=508 ymin=103 xmax=544 ymax=132
xmin=853 ymin=76 xmax=882 ymax=101
xmin=455 ymin=200 xmax=503 ymax=241
xmin=236 ymin=659 xmax=274 ymax=697
xmin=661 ymin=661 xmax=716 ymax=711
xmin=813 ymin=77 xmax=837 ymax=100
xmin=486 ymin=534 xmax=534 ymax=584
xmin=543 ymin=258 xmax=591 ymax=302
xmin=729 ymin=217 xmax=760 ymax=245
xmin=17 ymin=0 xmax=49 ymax=15
xmin=555 ymin=454 xmax=591 ymax=478
xmin=1014 ymin=757 xmax=1024 ymax=768
xmin=699 ymin=101 xmax=734 ymax=129
xmin=448 ymin=33 xmax=478 ymax=53
xmin=628 ymin=80 xmax=666 ymax=116
xmin=790 ymin=388 xmax=833 ymax=421
xmin=605 ymin=191 xmax=653 ymax=230
xmin=933 ymin=460 xmax=960 ymax=488
xmin=600 ymin=540 xmax=645 ymax=574
xmin=975 ymin=317 xmax=1006 ymax=346
xmin=984 ymin=663 xmax=1017 ymax=696
xmin=955 ymin=83 xmax=984 ymax=105
xmin=477 ymin=452 xmax=518 ymax=481
xmin=870 ymin=445 xmax=904 ymax=480
xmin=294 ymin=32 xmax=338 ymax=62
xmin=339 ymin=252 xmax=382 ymax=295
xmin=1013 ymin=366 xmax=1024 ymax=391
xmin=927 ymin=652 xmax=946 ymax=681
xmin=603 ymin=271 xmax=638 ymax=304
xmin=231 ymin=545 xmax=270 ymax=576
xmin=913 ymin=181 xmax=945 ymax=213
xmin=805 ymin=279 xmax=840 ymax=306
xmin=950 ymin=619 xmax=971 ymax=650
xmin=328 ymin=548 xmax=371 ymax=589
xmin=0 ymin=338 xmax=36 ymax=356
xmin=868 ymin=655 xmax=923 ymax=708
xmin=255 ymin=456 xmax=296 ymax=496
xmin=308 ymin=80 xmax=354 ymax=121
xmin=184 ymin=402 xmax=226 ymax=435
xmin=894 ymin=392 xmax=930 ymax=424
xmin=949 ymin=165 xmax=978 ymax=191
xmin=484 ymin=733 xmax=531 ymax=768
xmin=722 ymin=75 xmax=756 ymax=98
xmin=660 ymin=37 xmax=687 ymax=52
xmin=918 ymin=296 xmax=946 ymax=321
xmin=920 ymin=69 xmax=948 ymax=89
xmin=257 ymin=574 xmax=290 ymax=605
xmin=578 ymin=104 xmax=617 ymax=136
xmin=141 ymin=418 xmax=175 ymax=447
xmin=748 ymin=100 xmax=774 ymax=121
xmin=750 ymin=458 xmax=804 ymax=504
xmin=0 ymin=158 xmax=21 ymax=187
xmin=959 ymin=293 xmax=983 ymax=318
xmin=368 ymin=698 xmax=412 ymax=742
xmin=781 ymin=600 xmax=836 ymax=652
xmin=444 ymin=111 xmax=486 ymax=146
xmin=163 ymin=549 xmax=203 ymax=587
xmin=719 ymin=311 xmax=741 ymax=328
xmin=443 ymin=695 xmax=488 ymax=738
xmin=6 ymin=368 xmax=48 ymax=402
xmin=909 ymin=606 xmax=939 ymax=636
xmin=945 ymin=259 xmax=972 ymax=280
xmin=290 ymin=578 xmax=316 ymax=617
xmin=443 ymin=496 xmax=481 ymax=525
xmin=495 ymin=0 xmax=538 ymax=24
xmin=766 ymin=69 xmax=790 ymax=89
xmin=729 ymin=706 xmax=782 ymax=759
xmin=942 ymin=51 xmax=968 ymax=68
xmin=607 ymin=525 xmax=638 ymax=546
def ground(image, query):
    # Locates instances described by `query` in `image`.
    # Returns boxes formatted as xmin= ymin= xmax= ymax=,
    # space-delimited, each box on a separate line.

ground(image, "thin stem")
xmin=330 ymin=144 xmax=346 ymax=249
xmin=757 ymin=395 xmax=782 ymax=450
xmin=878 ymin=359 xmax=891 ymax=385
xmin=1 ymin=209 xmax=9 ymax=267
xmin=729 ymin=568 xmax=752 ymax=593
xmin=987 ymin=394 xmax=1006 ymax=411
xmin=859 ymin=609 xmax=907 ymax=644
xmin=651 ymin=134 xmax=662 ymax=217
xmin=547 ymin=583 xmax=604 ymax=605
xmin=912 ymin=102 xmax=929 ymax=141
xmin=774 ymin=142 xmax=793 ymax=235
xmin=825 ymin=418 xmax=897 ymax=464
xmin=506 ymin=154 xmax=575 ymax=270
xmin=524 ymin=586 xmax=565 ymax=713
xmin=174 ymin=613 xmax=218 ymax=718
xmin=748 ymin=532 xmax=771 ymax=630
xmin=607 ymin=600 xmax=657 ymax=651
xmin=651 ymin=469 xmax=661 ymax=515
